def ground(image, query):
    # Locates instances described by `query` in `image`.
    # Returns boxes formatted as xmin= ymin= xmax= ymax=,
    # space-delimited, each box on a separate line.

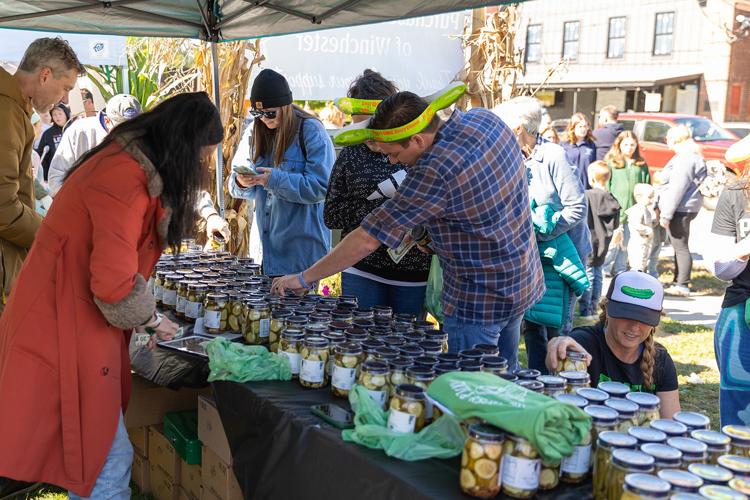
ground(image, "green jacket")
xmin=607 ymin=161 xmax=650 ymax=223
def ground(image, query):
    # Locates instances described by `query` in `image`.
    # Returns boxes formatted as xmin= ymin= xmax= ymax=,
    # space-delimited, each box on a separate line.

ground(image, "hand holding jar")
xmin=545 ymin=336 xmax=592 ymax=374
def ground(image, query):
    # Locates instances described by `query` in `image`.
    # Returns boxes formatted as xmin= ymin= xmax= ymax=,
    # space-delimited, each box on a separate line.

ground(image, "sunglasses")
xmin=250 ymin=109 xmax=277 ymax=119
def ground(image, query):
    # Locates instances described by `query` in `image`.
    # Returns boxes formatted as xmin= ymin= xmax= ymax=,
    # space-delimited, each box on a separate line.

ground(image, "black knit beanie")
xmin=250 ymin=69 xmax=292 ymax=109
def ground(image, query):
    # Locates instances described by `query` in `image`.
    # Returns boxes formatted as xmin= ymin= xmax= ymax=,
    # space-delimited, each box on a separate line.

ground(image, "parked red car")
xmin=618 ymin=113 xmax=741 ymax=176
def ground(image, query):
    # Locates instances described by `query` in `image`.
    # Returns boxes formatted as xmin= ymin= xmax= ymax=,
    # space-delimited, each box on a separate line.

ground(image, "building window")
xmin=653 ymin=12 xmax=674 ymax=56
xmin=562 ymin=21 xmax=580 ymax=61
xmin=525 ymin=24 xmax=542 ymax=63
xmin=729 ymin=83 xmax=742 ymax=116
xmin=607 ymin=17 xmax=626 ymax=58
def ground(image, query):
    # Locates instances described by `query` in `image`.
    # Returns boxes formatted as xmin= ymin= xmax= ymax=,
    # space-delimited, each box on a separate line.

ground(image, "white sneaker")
xmin=664 ymin=285 xmax=690 ymax=297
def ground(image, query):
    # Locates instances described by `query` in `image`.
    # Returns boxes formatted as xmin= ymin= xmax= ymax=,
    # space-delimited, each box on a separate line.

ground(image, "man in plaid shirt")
xmin=272 ymin=92 xmax=544 ymax=371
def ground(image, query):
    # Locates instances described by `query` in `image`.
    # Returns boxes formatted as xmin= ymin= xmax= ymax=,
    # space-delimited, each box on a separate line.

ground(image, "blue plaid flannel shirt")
xmin=361 ymin=108 xmax=545 ymax=324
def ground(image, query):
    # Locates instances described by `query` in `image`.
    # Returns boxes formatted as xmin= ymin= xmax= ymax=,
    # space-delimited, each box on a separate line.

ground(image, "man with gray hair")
xmin=593 ymin=104 xmax=624 ymax=160
xmin=0 ymin=37 xmax=84 ymax=303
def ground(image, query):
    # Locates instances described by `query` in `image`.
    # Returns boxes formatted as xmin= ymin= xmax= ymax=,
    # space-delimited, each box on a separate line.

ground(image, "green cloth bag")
xmin=206 ymin=337 xmax=292 ymax=383
xmin=424 ymin=255 xmax=444 ymax=324
xmin=427 ymin=372 xmax=591 ymax=464
xmin=341 ymin=385 xmax=465 ymax=461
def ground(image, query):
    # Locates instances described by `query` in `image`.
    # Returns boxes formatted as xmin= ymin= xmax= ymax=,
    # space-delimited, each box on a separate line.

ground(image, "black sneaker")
xmin=0 ymin=478 xmax=41 ymax=500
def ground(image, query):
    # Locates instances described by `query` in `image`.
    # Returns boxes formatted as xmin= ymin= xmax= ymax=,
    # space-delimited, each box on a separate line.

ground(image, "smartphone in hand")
xmin=232 ymin=164 xmax=258 ymax=176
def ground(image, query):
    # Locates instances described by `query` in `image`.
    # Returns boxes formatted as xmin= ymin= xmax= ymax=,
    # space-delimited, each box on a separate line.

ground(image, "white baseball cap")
xmin=106 ymin=94 xmax=141 ymax=127
xmin=605 ymin=271 xmax=664 ymax=327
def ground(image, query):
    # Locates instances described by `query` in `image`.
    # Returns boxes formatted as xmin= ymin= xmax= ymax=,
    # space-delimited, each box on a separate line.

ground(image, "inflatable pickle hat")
xmin=332 ymin=81 xmax=466 ymax=146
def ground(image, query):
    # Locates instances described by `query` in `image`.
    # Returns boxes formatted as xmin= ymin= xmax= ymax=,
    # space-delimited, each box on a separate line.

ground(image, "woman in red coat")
xmin=0 ymin=92 xmax=223 ymax=499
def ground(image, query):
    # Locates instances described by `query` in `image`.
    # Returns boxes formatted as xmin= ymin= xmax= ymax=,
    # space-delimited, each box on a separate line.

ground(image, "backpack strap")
xmin=298 ymin=115 xmax=307 ymax=162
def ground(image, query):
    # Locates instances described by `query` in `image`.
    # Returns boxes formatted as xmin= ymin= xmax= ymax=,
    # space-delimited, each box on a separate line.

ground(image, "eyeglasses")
xmin=250 ymin=109 xmax=277 ymax=119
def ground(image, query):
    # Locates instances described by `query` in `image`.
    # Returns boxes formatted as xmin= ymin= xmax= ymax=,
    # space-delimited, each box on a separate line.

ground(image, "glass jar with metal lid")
xmin=620 ymin=473 xmax=671 ymax=500
xmin=327 ymin=321 xmax=349 ymax=335
xmin=403 ymin=331 xmax=425 ymax=344
xmin=323 ymin=331 xmax=346 ymax=377
xmin=161 ymin=273 xmax=182 ymax=310
xmin=423 ymin=329 xmax=449 ymax=353
xmin=267 ymin=309 xmax=292 ymax=353
xmin=243 ymin=299 xmax=270 ymax=344
xmin=640 ymin=443 xmax=682 ymax=472
xmin=515 ymin=368 xmax=541 ymax=380
xmin=331 ymin=310 xmax=354 ymax=324
xmin=651 ymin=419 xmax=689 ymax=438
xmin=691 ymin=430 xmax=731 ymax=465
xmin=500 ymin=433 xmax=542 ymax=498
xmin=353 ymin=307 xmax=374 ymax=320
xmin=593 ymin=431 xmax=639 ymax=499
xmin=406 ymin=365 xmax=436 ymax=422
xmin=517 ymin=380 xmax=544 ymax=393
xmin=729 ymin=477 xmax=750 ymax=496
xmin=418 ymin=340 xmax=443 ymax=357
xmin=331 ymin=342 xmax=363 ymax=398
xmin=184 ymin=283 xmax=208 ymax=323
xmin=372 ymin=304 xmax=392 ymax=320
xmin=342 ymin=326 xmax=367 ymax=343
xmin=586 ymin=405 xmax=620 ymax=455
xmin=699 ymin=484 xmax=748 ymax=499
xmin=357 ymin=360 xmax=390 ymax=409
xmin=538 ymin=375 xmax=566 ymax=398
xmin=459 ymin=360 xmax=483 ymax=372
xmin=304 ymin=324 xmax=328 ymax=338
xmin=279 ymin=328 xmax=304 ymax=378
xmin=674 ymin=412 xmax=711 ymax=432
xmin=538 ymin=458 xmax=560 ymax=491
xmin=560 ymin=370 xmax=591 ymax=393
xmin=473 ymin=343 xmax=499 ymax=357
xmin=360 ymin=339 xmax=384 ymax=363
xmin=657 ymin=468 xmax=704 ymax=493
xmin=224 ymin=292 xmax=244 ymax=334
xmin=285 ymin=314 xmax=307 ymax=331
xmin=174 ymin=279 xmax=192 ymax=319
xmin=314 ymin=303 xmax=336 ymax=314
xmin=667 ymin=437 xmax=709 ymax=468
xmin=605 ymin=398 xmax=640 ymax=432
xmin=629 ymin=427 xmax=668 ymax=447
xmin=388 ymin=357 xmax=414 ymax=396
xmin=460 ymin=423 xmax=504 ymax=498
xmin=387 ymin=384 xmax=426 ymax=434
xmin=500 ymin=372 xmax=519 ymax=382
xmin=723 ymin=425 xmax=750 ymax=458
xmin=559 ymin=395 xmax=593 ymax=484
xmin=577 ymin=387 xmax=609 ymax=406
xmin=399 ymin=343 xmax=424 ymax=359
xmin=299 ymin=336 xmax=330 ymax=389
xmin=607 ymin=449 xmax=655 ymax=500
xmin=554 ymin=349 xmax=588 ymax=375
xmin=307 ymin=312 xmax=331 ymax=330
xmin=411 ymin=320 xmax=434 ymax=333
xmin=718 ymin=455 xmax=750 ymax=481
xmin=555 ymin=393 xmax=588 ymax=409
xmin=687 ymin=463 xmax=733 ymax=486
xmin=153 ymin=270 xmax=170 ymax=306
xmin=384 ymin=335 xmax=407 ymax=349
xmin=598 ymin=380 xmax=631 ymax=399
xmin=203 ymin=292 xmax=228 ymax=334
xmin=481 ymin=356 xmax=509 ymax=376
xmin=626 ymin=392 xmax=661 ymax=425
xmin=434 ymin=363 xmax=457 ymax=375
xmin=374 ymin=346 xmax=399 ymax=365
xmin=414 ymin=356 xmax=439 ymax=369
xmin=368 ymin=326 xmax=391 ymax=340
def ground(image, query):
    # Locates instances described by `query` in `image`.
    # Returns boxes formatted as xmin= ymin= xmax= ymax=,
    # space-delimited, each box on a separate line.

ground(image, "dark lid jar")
xmin=414 ymin=355 xmax=439 ymax=368
xmin=472 ymin=343 xmax=499 ymax=356
xmin=515 ymin=368 xmax=542 ymax=381
xmin=374 ymin=346 xmax=399 ymax=363
xmin=518 ymin=380 xmax=544 ymax=393
xmin=437 ymin=352 xmax=460 ymax=364
xmin=399 ymin=343 xmax=424 ymax=359
xmin=434 ymin=363 xmax=457 ymax=375
xmin=458 ymin=348 xmax=484 ymax=361
xmin=481 ymin=356 xmax=508 ymax=373
xmin=328 ymin=320 xmax=350 ymax=334
xmin=418 ymin=340 xmax=442 ymax=356
xmin=344 ymin=327 xmax=368 ymax=343
xmin=458 ymin=359 xmax=482 ymax=372
xmin=384 ymin=335 xmax=406 ymax=348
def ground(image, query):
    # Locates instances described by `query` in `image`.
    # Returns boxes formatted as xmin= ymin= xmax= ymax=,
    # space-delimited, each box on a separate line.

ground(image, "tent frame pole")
xmin=211 ymin=40 xmax=225 ymax=219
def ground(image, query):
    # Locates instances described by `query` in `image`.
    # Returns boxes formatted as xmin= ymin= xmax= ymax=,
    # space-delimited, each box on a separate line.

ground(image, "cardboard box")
xmin=180 ymin=458 xmax=202 ymax=500
xmin=131 ymin=452 xmax=151 ymax=495
xmin=197 ymin=396 xmax=232 ymax=464
xmin=128 ymin=425 xmax=149 ymax=457
xmin=150 ymin=463 xmax=178 ymax=500
xmin=201 ymin=447 xmax=243 ymax=500
xmin=148 ymin=425 xmax=181 ymax=483
xmin=126 ymin=373 xmax=211 ymax=429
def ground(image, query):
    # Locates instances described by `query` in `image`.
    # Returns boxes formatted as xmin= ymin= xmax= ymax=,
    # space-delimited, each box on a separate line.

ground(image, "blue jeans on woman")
xmin=714 ymin=303 xmax=750 ymax=426
xmin=579 ymin=264 xmax=603 ymax=317
xmin=444 ymin=314 xmax=524 ymax=372
xmin=341 ymin=272 xmax=427 ymax=319
xmin=69 ymin=412 xmax=132 ymax=500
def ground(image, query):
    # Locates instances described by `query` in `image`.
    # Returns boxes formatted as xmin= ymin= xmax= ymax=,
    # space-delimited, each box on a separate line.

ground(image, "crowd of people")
xmin=0 ymin=36 xmax=743 ymax=499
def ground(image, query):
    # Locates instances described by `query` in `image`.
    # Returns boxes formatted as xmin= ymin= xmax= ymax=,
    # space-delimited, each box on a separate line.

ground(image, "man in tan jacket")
xmin=0 ymin=37 xmax=84 ymax=306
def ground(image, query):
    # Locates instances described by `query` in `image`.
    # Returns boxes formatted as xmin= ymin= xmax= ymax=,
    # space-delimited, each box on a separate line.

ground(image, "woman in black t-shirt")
xmin=547 ymin=270 xmax=681 ymax=418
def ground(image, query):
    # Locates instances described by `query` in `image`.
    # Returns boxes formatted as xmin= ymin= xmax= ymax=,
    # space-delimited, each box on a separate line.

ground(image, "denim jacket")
xmin=229 ymin=118 xmax=335 ymax=275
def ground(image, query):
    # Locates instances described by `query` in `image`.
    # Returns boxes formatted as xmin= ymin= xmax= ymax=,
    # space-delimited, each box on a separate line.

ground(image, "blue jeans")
xmin=444 ymin=314 xmax=524 ymax=372
xmin=341 ymin=272 xmax=427 ymax=319
xmin=69 ymin=413 xmax=132 ymax=500
xmin=714 ymin=304 xmax=750 ymax=426
xmin=579 ymin=264 xmax=603 ymax=316
xmin=604 ymin=224 xmax=629 ymax=275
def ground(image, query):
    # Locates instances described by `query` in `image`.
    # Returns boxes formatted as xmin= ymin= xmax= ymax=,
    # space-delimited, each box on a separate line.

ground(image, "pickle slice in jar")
xmin=461 ymin=468 xmax=477 ymax=489
xmin=485 ymin=443 xmax=502 ymax=460
xmin=469 ymin=442 xmax=485 ymax=460
xmin=405 ymin=401 xmax=422 ymax=416
xmin=342 ymin=355 xmax=359 ymax=368
xmin=474 ymin=458 xmax=498 ymax=480
xmin=539 ymin=467 xmax=558 ymax=489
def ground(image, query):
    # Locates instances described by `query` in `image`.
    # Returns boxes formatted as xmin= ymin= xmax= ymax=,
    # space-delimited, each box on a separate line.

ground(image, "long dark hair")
xmin=65 ymin=92 xmax=224 ymax=250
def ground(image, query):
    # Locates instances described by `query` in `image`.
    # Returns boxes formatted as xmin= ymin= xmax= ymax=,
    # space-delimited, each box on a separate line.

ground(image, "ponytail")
xmin=640 ymin=332 xmax=656 ymax=392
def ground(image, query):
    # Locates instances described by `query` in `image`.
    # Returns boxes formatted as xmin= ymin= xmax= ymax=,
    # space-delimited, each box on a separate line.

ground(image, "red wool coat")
xmin=0 ymin=137 xmax=169 ymax=496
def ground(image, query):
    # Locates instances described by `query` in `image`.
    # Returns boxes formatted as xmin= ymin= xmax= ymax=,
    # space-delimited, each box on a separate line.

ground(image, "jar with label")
xmin=225 ymin=292 xmax=244 ymax=334
xmin=331 ymin=342 xmax=363 ymax=398
xmin=540 ymin=459 xmax=561 ymax=490
xmin=667 ymin=437 xmax=708 ymax=468
xmin=593 ymin=431 xmax=639 ymax=499
xmin=388 ymin=357 xmax=413 ymax=396
xmin=554 ymin=349 xmax=589 ymax=375
xmin=651 ymin=419 xmax=689 ymax=438
xmin=387 ymin=384 xmax=426 ymax=434
xmin=607 ymin=449 xmax=655 ymax=500
xmin=620 ymin=473 xmax=671 ymax=500
xmin=555 ymin=393 xmax=588 ymax=410
xmin=279 ymin=328 xmax=304 ymax=378
xmin=598 ymin=381 xmax=631 ymax=399
xmin=267 ymin=309 xmax=292 ymax=353
xmin=723 ymin=425 xmax=750 ymax=458
xmin=629 ymin=427 xmax=668 ymax=447
xmin=560 ymin=416 xmax=593 ymax=484
xmin=399 ymin=343 xmax=424 ymax=359
xmin=687 ymin=463 xmax=733 ymax=486
xmin=161 ymin=273 xmax=182 ymax=310
xmin=560 ymin=371 xmax=591 ymax=393
xmin=640 ymin=443 xmax=683 ymax=473
xmin=184 ymin=283 xmax=208 ymax=323
xmin=626 ymin=392 xmax=661 ymax=425
xmin=585 ymin=405 xmax=620 ymax=458
xmin=406 ymin=365 xmax=435 ymax=422
xmin=674 ymin=412 xmax=711 ymax=432
xmin=203 ymin=292 xmax=228 ymax=334
xmin=424 ymin=329 xmax=449 ymax=353
xmin=481 ymin=356 xmax=508 ymax=376
xmin=414 ymin=356 xmax=439 ymax=369
xmin=729 ymin=477 xmax=750 ymax=496
xmin=657 ymin=468 xmax=704 ymax=493
xmin=418 ymin=340 xmax=443 ymax=357
xmin=358 ymin=360 xmax=390 ymax=409
xmin=538 ymin=375 xmax=566 ymax=398
xmin=153 ymin=270 xmax=169 ymax=306
xmin=699 ymin=484 xmax=748 ymax=499
xmin=243 ymin=300 xmax=270 ymax=345
xmin=299 ymin=336 xmax=330 ymax=389
xmin=605 ymin=398 xmax=640 ymax=433
xmin=473 ymin=343 xmax=500 ymax=357
xmin=501 ymin=433 xmax=541 ymax=498
xmin=718 ymin=455 xmax=750 ymax=481
xmin=691 ymin=430 xmax=731 ymax=465
xmin=460 ymin=423 xmax=505 ymax=498
xmin=173 ymin=279 xmax=191 ymax=319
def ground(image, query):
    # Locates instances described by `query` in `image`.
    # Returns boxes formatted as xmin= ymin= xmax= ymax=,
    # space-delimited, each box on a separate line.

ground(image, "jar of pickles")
xmin=723 ymin=425 xmax=750 ymax=458
xmin=500 ymin=433 xmax=541 ymax=498
xmin=459 ymin=359 xmax=483 ymax=372
xmin=399 ymin=343 xmax=424 ymax=359
xmin=481 ymin=356 xmax=508 ymax=376
xmin=718 ymin=455 xmax=750 ymax=481
xmin=153 ymin=270 xmax=169 ymax=306
xmin=285 ymin=315 xmax=308 ymax=332
xmin=667 ymin=437 xmax=708 ymax=468
xmin=577 ymin=387 xmax=610 ymax=406
xmin=598 ymin=381 xmax=631 ymax=399
xmin=406 ymin=366 xmax=435 ymax=422
xmin=538 ymin=375 xmax=566 ymax=398
xmin=657 ymin=468 xmax=704 ymax=493
xmin=323 ymin=331 xmax=346 ymax=377
xmin=699 ymin=484 xmax=748 ymax=499
xmin=605 ymin=398 xmax=640 ymax=432
xmin=560 ymin=416 xmax=593 ymax=484
xmin=279 ymin=328 xmax=304 ymax=378
xmin=554 ymin=349 xmax=589 ymax=375
xmin=269 ymin=309 xmax=292 ymax=353
xmin=387 ymin=384 xmax=426 ymax=434
xmin=361 ymin=340 xmax=384 ymax=363
xmin=674 ymin=412 xmax=711 ymax=432
xmin=517 ymin=380 xmax=544 ymax=393
xmin=607 ymin=449 xmax=655 ymax=500
xmin=593 ymin=431 xmax=638 ymax=500
xmin=331 ymin=342 xmax=363 ymax=398
xmin=243 ymin=300 xmax=270 ymax=344
xmin=225 ymin=292 xmax=244 ymax=334
xmin=651 ymin=419 xmax=689 ymax=439
xmin=374 ymin=346 xmax=399 ymax=365
xmin=184 ymin=283 xmax=208 ymax=323
xmin=515 ymin=369 xmax=541 ymax=381
xmin=331 ymin=310 xmax=354 ymax=324
xmin=387 ymin=357 xmax=413 ymax=396
xmin=691 ymin=430 xmax=731 ymax=465
xmin=357 ymin=360 xmax=390 ymax=409
xmin=460 ymin=424 xmax=504 ymax=498
xmin=585 ymin=405 xmax=620 ymax=456
xmin=299 ymin=336 xmax=330 ymax=389
xmin=626 ymin=392 xmax=661 ymax=425
xmin=620 ymin=473 xmax=671 ymax=500
xmin=473 ymin=343 xmax=499 ymax=357
xmin=174 ymin=279 xmax=191 ymax=319
xmin=629 ymin=427 xmax=668 ymax=447
xmin=203 ymin=292 xmax=228 ymax=334
xmin=384 ymin=335 xmax=406 ymax=349
xmin=538 ymin=460 xmax=560 ymax=491
xmin=161 ymin=273 xmax=182 ymax=310
xmin=424 ymin=329 xmax=449 ymax=353
xmin=344 ymin=327 xmax=368 ymax=343
xmin=687 ymin=463 xmax=733 ymax=486
xmin=414 ymin=356 xmax=439 ymax=369
xmin=555 ymin=393 xmax=588 ymax=410
xmin=418 ymin=340 xmax=443 ymax=357
xmin=560 ymin=371 xmax=591 ymax=393
xmin=730 ymin=477 xmax=750 ymax=495
xmin=640 ymin=443 xmax=682 ymax=473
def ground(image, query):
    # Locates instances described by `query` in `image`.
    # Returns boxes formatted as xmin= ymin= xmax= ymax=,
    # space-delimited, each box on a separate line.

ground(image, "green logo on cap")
xmin=620 ymin=285 xmax=655 ymax=300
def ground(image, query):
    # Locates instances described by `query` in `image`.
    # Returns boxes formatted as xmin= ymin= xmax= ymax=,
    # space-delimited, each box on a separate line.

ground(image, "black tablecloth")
xmin=212 ymin=380 xmax=594 ymax=500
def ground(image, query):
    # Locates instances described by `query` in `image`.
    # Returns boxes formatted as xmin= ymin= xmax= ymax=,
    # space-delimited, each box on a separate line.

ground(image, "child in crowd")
xmin=579 ymin=161 xmax=621 ymax=319
xmin=626 ymin=183 xmax=657 ymax=272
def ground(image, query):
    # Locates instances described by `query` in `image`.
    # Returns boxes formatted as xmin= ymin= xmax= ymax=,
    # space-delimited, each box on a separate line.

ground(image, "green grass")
xmin=657 ymin=260 xmax=727 ymax=296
